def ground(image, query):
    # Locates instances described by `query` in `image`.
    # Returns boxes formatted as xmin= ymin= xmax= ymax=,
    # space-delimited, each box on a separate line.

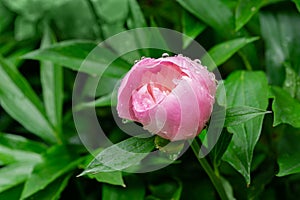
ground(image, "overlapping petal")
xmin=117 ymin=55 xmax=217 ymax=141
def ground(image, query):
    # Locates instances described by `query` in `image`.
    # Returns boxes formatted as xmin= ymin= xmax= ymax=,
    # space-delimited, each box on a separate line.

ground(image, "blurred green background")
xmin=1 ymin=0 xmax=300 ymax=199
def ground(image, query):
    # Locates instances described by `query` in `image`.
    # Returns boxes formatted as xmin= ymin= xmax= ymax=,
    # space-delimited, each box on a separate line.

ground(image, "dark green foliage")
xmin=0 ymin=0 xmax=300 ymax=199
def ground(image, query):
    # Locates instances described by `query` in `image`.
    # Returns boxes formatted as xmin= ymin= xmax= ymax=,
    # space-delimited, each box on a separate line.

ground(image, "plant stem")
xmin=238 ymin=52 xmax=253 ymax=71
xmin=191 ymin=139 xmax=229 ymax=200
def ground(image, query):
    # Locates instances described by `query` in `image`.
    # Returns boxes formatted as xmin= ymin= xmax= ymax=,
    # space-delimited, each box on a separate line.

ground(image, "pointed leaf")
xmin=293 ymin=0 xmax=300 ymax=13
xmin=182 ymin=10 xmax=206 ymax=48
xmin=277 ymin=126 xmax=300 ymax=176
xmin=24 ymin=173 xmax=72 ymax=200
xmin=21 ymin=145 xmax=82 ymax=199
xmin=22 ymin=41 xmax=130 ymax=78
xmin=0 ymin=133 xmax=46 ymax=153
xmin=0 ymin=57 xmax=56 ymax=143
xmin=235 ymin=0 xmax=284 ymax=31
xmin=225 ymin=106 xmax=271 ymax=127
xmin=222 ymin=71 xmax=269 ymax=184
xmin=202 ymin=37 xmax=259 ymax=71
xmin=177 ymin=0 xmax=260 ymax=69
xmin=176 ymin=0 xmax=235 ymax=34
xmin=270 ymin=86 xmax=300 ymax=128
xmin=80 ymin=136 xmax=155 ymax=175
xmin=89 ymin=171 xmax=125 ymax=187
xmin=0 ymin=162 xmax=37 ymax=193
xmin=0 ymin=133 xmax=44 ymax=165
xmin=40 ymin=24 xmax=63 ymax=133
xmin=260 ymin=11 xmax=300 ymax=85
xmin=127 ymin=0 xmax=146 ymax=28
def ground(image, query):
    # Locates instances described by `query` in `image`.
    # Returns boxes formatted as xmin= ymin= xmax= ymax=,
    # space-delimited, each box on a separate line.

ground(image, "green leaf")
xmin=74 ymin=93 xmax=115 ymax=111
xmin=235 ymin=0 xmax=284 ymax=31
xmin=182 ymin=10 xmax=206 ymax=49
xmin=260 ymin=11 xmax=300 ymax=85
xmin=222 ymin=71 xmax=269 ymax=184
xmin=102 ymin=175 xmax=145 ymax=200
xmin=0 ymin=2 xmax=14 ymax=33
xmin=201 ymin=37 xmax=259 ymax=71
xmin=2 ymin=0 xmax=70 ymax=21
xmin=94 ymin=0 xmax=129 ymax=24
xmin=293 ymin=0 xmax=300 ymax=13
xmin=7 ymin=46 xmax=34 ymax=68
xmin=0 ymin=57 xmax=56 ymax=143
xmin=210 ymin=129 xmax=233 ymax=168
xmin=148 ymin=178 xmax=182 ymax=200
xmin=14 ymin=16 xmax=36 ymax=41
xmin=40 ymin=24 xmax=63 ymax=134
xmin=225 ymin=106 xmax=271 ymax=127
xmin=282 ymin=65 xmax=300 ymax=101
xmin=96 ymin=77 xmax=119 ymax=96
xmin=22 ymin=40 xmax=130 ymax=78
xmin=24 ymin=173 xmax=72 ymax=200
xmin=247 ymin=162 xmax=274 ymax=199
xmin=270 ymin=86 xmax=300 ymax=128
xmin=148 ymin=20 xmax=170 ymax=56
xmin=177 ymin=0 xmax=260 ymax=70
xmin=0 ymin=183 xmax=23 ymax=200
xmin=127 ymin=0 xmax=146 ymax=28
xmin=0 ymin=133 xmax=44 ymax=165
xmin=0 ymin=133 xmax=47 ymax=153
xmin=277 ymin=126 xmax=300 ymax=176
xmin=48 ymin=0 xmax=97 ymax=39
xmin=40 ymin=25 xmax=63 ymax=132
xmin=176 ymin=0 xmax=235 ymax=34
xmin=79 ymin=136 xmax=155 ymax=175
xmin=220 ymin=177 xmax=236 ymax=200
xmin=21 ymin=145 xmax=82 ymax=199
xmin=0 ymin=162 xmax=37 ymax=193
xmin=89 ymin=171 xmax=125 ymax=187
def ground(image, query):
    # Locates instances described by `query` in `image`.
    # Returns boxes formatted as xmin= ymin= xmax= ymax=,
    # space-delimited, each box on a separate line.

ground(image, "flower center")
xmin=132 ymin=82 xmax=171 ymax=112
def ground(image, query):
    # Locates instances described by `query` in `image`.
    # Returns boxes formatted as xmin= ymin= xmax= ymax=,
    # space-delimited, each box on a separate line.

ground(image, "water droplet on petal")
xmin=162 ymin=53 xmax=169 ymax=58
xmin=209 ymin=73 xmax=215 ymax=80
xmin=141 ymin=56 xmax=146 ymax=59
xmin=134 ymin=60 xmax=139 ymax=64
xmin=194 ymin=59 xmax=201 ymax=64
xmin=177 ymin=54 xmax=183 ymax=57
xmin=122 ymin=119 xmax=129 ymax=124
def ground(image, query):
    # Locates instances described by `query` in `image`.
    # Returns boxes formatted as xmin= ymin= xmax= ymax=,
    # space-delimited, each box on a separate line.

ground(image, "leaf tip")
xmin=76 ymin=171 xmax=86 ymax=177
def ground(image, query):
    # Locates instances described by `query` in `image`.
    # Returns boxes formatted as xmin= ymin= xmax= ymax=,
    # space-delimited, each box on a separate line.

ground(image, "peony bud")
xmin=117 ymin=54 xmax=217 ymax=141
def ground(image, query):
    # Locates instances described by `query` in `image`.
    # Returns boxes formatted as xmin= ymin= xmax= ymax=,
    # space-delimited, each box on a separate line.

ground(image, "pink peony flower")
xmin=117 ymin=54 xmax=217 ymax=141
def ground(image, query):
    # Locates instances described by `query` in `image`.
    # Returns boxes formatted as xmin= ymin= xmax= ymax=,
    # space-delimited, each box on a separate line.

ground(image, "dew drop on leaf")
xmin=162 ymin=53 xmax=169 ymax=58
